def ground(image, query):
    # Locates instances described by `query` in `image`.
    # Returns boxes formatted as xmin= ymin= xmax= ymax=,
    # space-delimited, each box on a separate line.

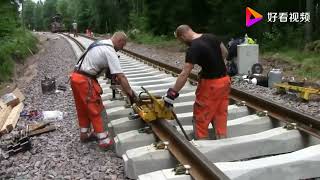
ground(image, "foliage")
xmin=34 ymin=1 xmax=45 ymax=31
xmin=56 ymin=0 xmax=70 ymax=30
xmin=129 ymin=12 xmax=148 ymax=32
xmin=2 ymin=0 xmax=319 ymax=81
xmin=129 ymin=31 xmax=175 ymax=46
xmin=0 ymin=1 xmax=19 ymax=38
xmin=0 ymin=0 xmax=38 ymax=82
xmin=0 ymin=29 xmax=38 ymax=82
xmin=43 ymin=0 xmax=57 ymax=30
xmin=23 ymin=0 xmax=36 ymax=30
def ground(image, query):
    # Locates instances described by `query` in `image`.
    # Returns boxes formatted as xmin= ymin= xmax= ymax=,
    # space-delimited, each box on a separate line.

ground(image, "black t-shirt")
xmin=186 ymin=34 xmax=226 ymax=79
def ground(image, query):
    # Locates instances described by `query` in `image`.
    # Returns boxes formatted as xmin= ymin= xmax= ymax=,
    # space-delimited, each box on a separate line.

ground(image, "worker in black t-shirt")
xmin=163 ymin=25 xmax=231 ymax=139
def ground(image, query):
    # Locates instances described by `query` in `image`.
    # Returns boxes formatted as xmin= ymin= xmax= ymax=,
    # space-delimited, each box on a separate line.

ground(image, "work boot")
xmin=96 ymin=132 xmax=114 ymax=151
xmin=80 ymin=132 xmax=98 ymax=143
xmin=98 ymin=138 xmax=114 ymax=151
xmin=80 ymin=128 xmax=97 ymax=143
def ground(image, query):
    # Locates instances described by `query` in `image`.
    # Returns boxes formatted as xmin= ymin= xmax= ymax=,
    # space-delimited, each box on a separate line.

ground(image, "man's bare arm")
xmin=172 ymin=63 xmax=194 ymax=92
xmin=115 ymin=73 xmax=133 ymax=96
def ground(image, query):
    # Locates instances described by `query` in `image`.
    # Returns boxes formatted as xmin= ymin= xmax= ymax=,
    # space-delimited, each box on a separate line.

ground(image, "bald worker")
xmin=70 ymin=31 xmax=137 ymax=150
xmin=163 ymin=25 xmax=230 ymax=139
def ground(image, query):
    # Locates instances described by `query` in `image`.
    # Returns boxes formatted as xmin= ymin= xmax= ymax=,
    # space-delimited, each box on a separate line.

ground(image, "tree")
xmin=43 ymin=0 xmax=57 ymax=30
xmin=23 ymin=0 xmax=36 ymax=30
xmin=34 ymin=1 xmax=44 ymax=31
xmin=305 ymin=0 xmax=312 ymax=42
xmin=0 ymin=0 xmax=20 ymax=38
xmin=12 ymin=0 xmax=320 ymax=45
xmin=57 ymin=0 xmax=71 ymax=30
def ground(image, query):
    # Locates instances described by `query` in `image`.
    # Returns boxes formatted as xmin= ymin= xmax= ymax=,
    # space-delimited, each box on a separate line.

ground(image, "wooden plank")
xmin=28 ymin=126 xmax=56 ymax=137
xmin=0 ymin=105 xmax=12 ymax=130
xmin=28 ymin=122 xmax=51 ymax=132
xmin=12 ymin=88 xmax=25 ymax=102
xmin=1 ymin=93 xmax=19 ymax=107
xmin=0 ymin=88 xmax=24 ymax=108
xmin=0 ymin=103 xmax=23 ymax=135
xmin=0 ymin=100 xmax=6 ymax=109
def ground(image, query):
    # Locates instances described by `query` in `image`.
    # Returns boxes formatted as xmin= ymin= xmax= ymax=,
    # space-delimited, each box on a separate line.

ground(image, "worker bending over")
xmin=70 ymin=31 xmax=137 ymax=150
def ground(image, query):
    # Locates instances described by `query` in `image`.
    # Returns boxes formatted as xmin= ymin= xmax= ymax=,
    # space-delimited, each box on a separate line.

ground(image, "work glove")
xmin=128 ymin=90 xmax=139 ymax=105
xmin=163 ymin=88 xmax=179 ymax=109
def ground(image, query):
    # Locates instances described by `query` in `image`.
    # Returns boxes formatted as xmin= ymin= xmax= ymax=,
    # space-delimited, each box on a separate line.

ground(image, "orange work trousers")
xmin=70 ymin=72 xmax=105 ymax=133
xmin=193 ymin=76 xmax=231 ymax=139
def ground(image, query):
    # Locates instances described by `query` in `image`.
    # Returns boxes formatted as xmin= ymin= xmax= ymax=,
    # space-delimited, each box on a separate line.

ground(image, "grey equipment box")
xmin=237 ymin=44 xmax=259 ymax=74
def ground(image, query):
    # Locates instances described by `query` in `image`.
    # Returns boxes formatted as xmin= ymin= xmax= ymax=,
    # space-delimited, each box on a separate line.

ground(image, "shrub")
xmin=0 ymin=29 xmax=37 ymax=82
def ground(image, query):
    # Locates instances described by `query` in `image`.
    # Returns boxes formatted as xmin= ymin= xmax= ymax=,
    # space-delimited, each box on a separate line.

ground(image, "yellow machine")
xmin=132 ymin=87 xmax=191 ymax=141
xmin=132 ymin=87 xmax=174 ymax=122
xmin=274 ymin=83 xmax=320 ymax=101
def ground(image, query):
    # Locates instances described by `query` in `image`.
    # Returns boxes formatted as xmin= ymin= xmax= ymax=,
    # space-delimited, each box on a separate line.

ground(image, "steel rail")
xmin=150 ymin=120 xmax=229 ymax=180
xmin=230 ymin=88 xmax=320 ymax=138
xmin=62 ymin=33 xmax=86 ymax=51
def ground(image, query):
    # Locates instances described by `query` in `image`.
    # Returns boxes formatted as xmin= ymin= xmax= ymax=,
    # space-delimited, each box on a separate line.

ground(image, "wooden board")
xmin=28 ymin=126 xmax=56 ymax=137
xmin=0 ymin=88 xmax=25 ymax=136
xmin=0 ymin=105 xmax=12 ymax=130
xmin=28 ymin=122 xmax=51 ymax=132
xmin=0 ymin=100 xmax=6 ymax=109
xmin=0 ymin=103 xmax=23 ymax=135
xmin=12 ymin=88 xmax=25 ymax=102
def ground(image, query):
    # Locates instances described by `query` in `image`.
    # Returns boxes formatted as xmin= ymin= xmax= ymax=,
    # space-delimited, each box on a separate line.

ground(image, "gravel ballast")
xmin=0 ymin=33 xmax=125 ymax=180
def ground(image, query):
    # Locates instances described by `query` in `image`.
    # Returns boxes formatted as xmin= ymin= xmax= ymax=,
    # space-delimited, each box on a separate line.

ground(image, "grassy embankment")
xmin=129 ymin=32 xmax=178 ymax=48
xmin=0 ymin=29 xmax=38 ymax=84
xmin=262 ymin=48 xmax=320 ymax=80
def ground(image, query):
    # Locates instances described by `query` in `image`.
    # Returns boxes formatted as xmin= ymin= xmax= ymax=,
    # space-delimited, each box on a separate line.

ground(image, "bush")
xmin=127 ymin=28 xmax=141 ymax=40
xmin=304 ymin=40 xmax=320 ymax=54
xmin=129 ymin=12 xmax=148 ymax=32
xmin=0 ymin=29 xmax=37 ymax=82
xmin=261 ymin=26 xmax=304 ymax=51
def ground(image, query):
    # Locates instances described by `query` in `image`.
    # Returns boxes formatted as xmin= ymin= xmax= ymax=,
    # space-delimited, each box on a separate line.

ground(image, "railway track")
xmin=62 ymin=33 xmax=320 ymax=180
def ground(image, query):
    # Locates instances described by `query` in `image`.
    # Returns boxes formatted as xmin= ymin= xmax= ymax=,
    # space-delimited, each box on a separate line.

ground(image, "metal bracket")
xmin=172 ymin=73 xmax=178 ymax=77
xmin=4 ymin=130 xmax=32 ymax=158
xmin=256 ymin=110 xmax=268 ymax=117
xmin=173 ymin=164 xmax=191 ymax=175
xmin=138 ymin=126 xmax=153 ymax=134
xmin=284 ymin=123 xmax=297 ymax=130
xmin=129 ymin=113 xmax=140 ymax=120
xmin=154 ymin=141 xmax=169 ymax=150
xmin=236 ymin=101 xmax=246 ymax=106
xmin=188 ymin=80 xmax=197 ymax=86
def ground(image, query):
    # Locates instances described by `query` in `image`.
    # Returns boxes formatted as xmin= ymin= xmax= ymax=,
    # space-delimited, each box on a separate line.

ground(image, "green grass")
xmin=0 ymin=29 xmax=38 ymax=82
xmin=263 ymin=48 xmax=320 ymax=80
xmin=129 ymin=32 xmax=178 ymax=47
